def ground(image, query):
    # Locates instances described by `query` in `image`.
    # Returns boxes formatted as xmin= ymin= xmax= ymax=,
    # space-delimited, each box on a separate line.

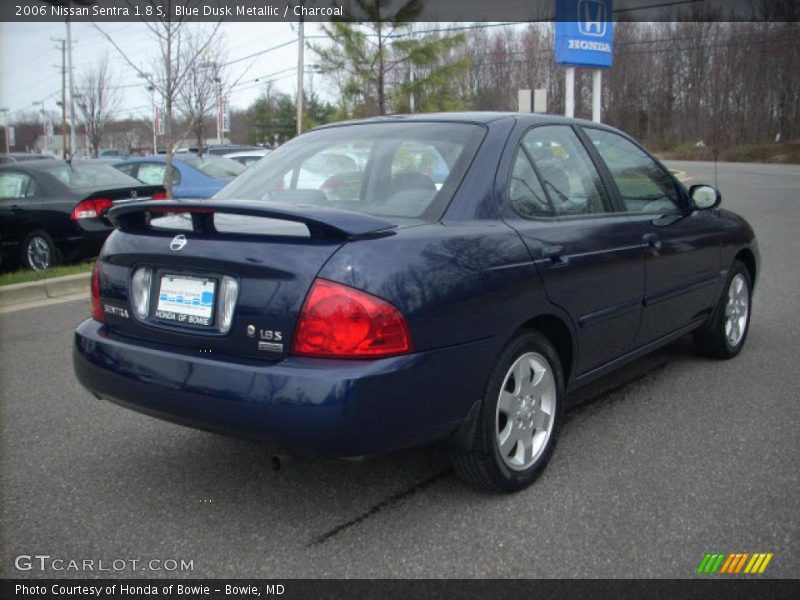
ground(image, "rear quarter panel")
xmin=319 ymin=222 xmax=559 ymax=359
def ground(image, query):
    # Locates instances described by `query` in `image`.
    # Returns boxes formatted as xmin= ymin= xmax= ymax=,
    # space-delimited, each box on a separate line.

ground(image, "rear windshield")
xmin=45 ymin=163 xmax=143 ymax=189
xmin=182 ymin=155 xmax=246 ymax=179
xmin=214 ymin=122 xmax=486 ymax=220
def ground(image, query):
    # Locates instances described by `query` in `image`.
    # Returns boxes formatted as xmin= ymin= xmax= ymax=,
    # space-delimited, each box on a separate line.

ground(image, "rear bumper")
xmin=73 ymin=319 xmax=495 ymax=456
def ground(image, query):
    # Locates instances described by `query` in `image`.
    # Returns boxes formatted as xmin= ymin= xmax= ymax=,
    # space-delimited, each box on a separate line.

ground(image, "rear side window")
xmin=508 ymin=151 xmax=551 ymax=218
xmin=522 ymin=125 xmax=611 ymax=217
xmin=45 ymin=163 xmax=140 ymax=189
xmin=0 ymin=172 xmax=36 ymax=198
xmin=215 ymin=122 xmax=486 ymax=221
xmin=584 ymin=128 xmax=680 ymax=213
xmin=121 ymin=162 xmax=180 ymax=186
xmin=182 ymin=156 xmax=245 ymax=179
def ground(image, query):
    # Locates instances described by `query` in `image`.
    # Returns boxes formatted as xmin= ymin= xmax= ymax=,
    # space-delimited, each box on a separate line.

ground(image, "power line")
xmin=221 ymin=38 xmax=298 ymax=67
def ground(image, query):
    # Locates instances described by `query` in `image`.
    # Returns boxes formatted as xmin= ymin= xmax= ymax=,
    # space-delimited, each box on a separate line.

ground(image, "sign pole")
xmin=565 ymin=67 xmax=575 ymax=118
xmin=592 ymin=69 xmax=602 ymax=122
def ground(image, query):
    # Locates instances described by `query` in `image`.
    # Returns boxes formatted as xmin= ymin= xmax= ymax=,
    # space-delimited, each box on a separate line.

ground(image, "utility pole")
xmin=53 ymin=37 xmax=68 ymax=159
xmin=296 ymin=12 xmax=304 ymax=136
xmin=66 ymin=17 xmax=77 ymax=159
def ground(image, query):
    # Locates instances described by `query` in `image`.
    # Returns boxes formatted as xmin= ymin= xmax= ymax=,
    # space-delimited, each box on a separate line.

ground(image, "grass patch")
xmin=0 ymin=261 xmax=94 ymax=287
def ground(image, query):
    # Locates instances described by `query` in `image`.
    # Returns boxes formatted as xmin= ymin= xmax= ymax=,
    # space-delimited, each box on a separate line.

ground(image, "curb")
xmin=0 ymin=272 xmax=91 ymax=309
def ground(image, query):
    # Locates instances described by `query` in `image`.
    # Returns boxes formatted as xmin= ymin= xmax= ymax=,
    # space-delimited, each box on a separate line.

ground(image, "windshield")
xmin=182 ymin=155 xmax=246 ymax=179
xmin=214 ymin=122 xmax=486 ymax=220
xmin=45 ymin=163 xmax=143 ymax=189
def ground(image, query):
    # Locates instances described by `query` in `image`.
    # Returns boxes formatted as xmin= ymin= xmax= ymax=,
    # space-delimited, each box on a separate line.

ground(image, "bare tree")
xmin=75 ymin=57 xmax=120 ymax=158
xmin=177 ymin=31 xmax=228 ymax=150
xmin=95 ymin=2 xmax=221 ymax=197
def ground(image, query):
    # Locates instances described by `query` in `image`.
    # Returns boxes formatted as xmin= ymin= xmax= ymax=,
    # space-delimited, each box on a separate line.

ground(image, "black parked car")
xmin=74 ymin=114 xmax=758 ymax=492
xmin=0 ymin=160 xmax=165 ymax=270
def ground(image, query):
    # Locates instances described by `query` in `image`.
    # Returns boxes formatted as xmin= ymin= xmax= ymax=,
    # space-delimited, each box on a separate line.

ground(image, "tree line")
xmin=8 ymin=16 xmax=799 ymax=160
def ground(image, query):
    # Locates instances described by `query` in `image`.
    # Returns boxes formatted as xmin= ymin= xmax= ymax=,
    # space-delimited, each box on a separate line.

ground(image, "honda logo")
xmin=170 ymin=234 xmax=187 ymax=251
xmin=578 ymin=0 xmax=607 ymax=37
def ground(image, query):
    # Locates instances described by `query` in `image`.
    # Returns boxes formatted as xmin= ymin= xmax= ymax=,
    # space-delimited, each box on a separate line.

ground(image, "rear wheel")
xmin=451 ymin=331 xmax=564 ymax=492
xmin=693 ymin=260 xmax=752 ymax=358
xmin=22 ymin=230 xmax=60 ymax=271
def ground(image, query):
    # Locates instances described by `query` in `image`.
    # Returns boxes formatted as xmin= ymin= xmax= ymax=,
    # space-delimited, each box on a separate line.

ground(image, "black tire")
xmin=451 ymin=330 xmax=565 ymax=492
xmin=693 ymin=260 xmax=752 ymax=359
xmin=21 ymin=230 xmax=60 ymax=271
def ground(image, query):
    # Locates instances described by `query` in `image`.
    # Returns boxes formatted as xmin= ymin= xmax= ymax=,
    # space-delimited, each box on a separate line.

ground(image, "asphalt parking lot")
xmin=1 ymin=160 xmax=798 ymax=579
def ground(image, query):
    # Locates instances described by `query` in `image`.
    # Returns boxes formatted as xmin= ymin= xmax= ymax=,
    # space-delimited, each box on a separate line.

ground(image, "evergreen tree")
xmin=311 ymin=0 xmax=469 ymax=117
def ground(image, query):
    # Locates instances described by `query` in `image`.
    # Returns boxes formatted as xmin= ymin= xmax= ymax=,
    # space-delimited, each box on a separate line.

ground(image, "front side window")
xmin=522 ymin=126 xmax=611 ymax=216
xmin=584 ymin=128 xmax=680 ymax=213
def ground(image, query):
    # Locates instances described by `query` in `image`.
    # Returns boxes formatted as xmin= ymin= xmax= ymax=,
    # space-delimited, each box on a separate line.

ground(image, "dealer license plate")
xmin=155 ymin=274 xmax=216 ymax=326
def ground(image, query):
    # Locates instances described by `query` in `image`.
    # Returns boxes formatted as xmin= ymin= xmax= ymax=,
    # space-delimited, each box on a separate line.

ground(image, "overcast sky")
xmin=0 ymin=20 xmax=331 ymax=124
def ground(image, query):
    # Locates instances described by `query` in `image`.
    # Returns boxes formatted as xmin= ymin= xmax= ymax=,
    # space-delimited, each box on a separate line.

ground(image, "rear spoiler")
xmin=107 ymin=199 xmax=397 ymax=239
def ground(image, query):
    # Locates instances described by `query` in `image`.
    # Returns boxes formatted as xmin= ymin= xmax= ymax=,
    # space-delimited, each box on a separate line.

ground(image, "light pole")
xmin=199 ymin=61 xmax=225 ymax=146
xmin=138 ymin=72 xmax=157 ymax=155
xmin=214 ymin=76 xmax=223 ymax=145
xmin=33 ymin=101 xmax=47 ymax=153
xmin=147 ymin=85 xmax=157 ymax=154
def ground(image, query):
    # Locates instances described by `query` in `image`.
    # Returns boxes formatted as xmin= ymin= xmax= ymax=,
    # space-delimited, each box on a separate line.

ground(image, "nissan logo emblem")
xmin=170 ymin=234 xmax=188 ymax=251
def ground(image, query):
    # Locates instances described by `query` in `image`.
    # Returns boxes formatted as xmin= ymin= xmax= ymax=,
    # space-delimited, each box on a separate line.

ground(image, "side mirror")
xmin=689 ymin=184 xmax=721 ymax=210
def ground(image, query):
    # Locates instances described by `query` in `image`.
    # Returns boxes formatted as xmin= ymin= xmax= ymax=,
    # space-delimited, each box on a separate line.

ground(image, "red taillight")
xmin=151 ymin=190 xmax=168 ymax=200
xmin=71 ymin=197 xmax=113 ymax=220
xmin=291 ymin=279 xmax=412 ymax=358
xmin=91 ymin=260 xmax=104 ymax=322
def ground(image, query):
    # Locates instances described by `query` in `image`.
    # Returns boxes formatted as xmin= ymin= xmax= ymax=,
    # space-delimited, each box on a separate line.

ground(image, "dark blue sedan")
xmin=114 ymin=154 xmax=245 ymax=199
xmin=73 ymin=114 xmax=759 ymax=492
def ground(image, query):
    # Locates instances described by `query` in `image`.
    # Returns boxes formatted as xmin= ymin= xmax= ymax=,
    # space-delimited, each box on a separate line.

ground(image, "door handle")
xmin=642 ymin=233 xmax=662 ymax=251
xmin=541 ymin=245 xmax=570 ymax=266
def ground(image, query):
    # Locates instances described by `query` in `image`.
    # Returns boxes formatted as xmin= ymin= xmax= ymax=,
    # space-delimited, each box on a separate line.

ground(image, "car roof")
xmin=313 ymin=111 xmax=619 ymax=131
xmin=0 ymin=153 xmax=56 ymax=162
xmin=0 ymin=158 xmax=72 ymax=170
xmin=117 ymin=155 xmax=228 ymax=164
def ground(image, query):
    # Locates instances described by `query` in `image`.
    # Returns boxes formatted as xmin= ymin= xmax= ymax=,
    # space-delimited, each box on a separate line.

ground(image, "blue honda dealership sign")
xmin=555 ymin=0 xmax=614 ymax=69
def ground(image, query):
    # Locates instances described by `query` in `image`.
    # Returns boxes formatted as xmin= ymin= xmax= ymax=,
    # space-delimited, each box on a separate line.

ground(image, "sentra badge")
xmin=104 ymin=305 xmax=129 ymax=319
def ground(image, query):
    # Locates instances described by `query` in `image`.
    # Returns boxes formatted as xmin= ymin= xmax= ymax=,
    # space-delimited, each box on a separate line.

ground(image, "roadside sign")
xmin=155 ymin=106 xmax=165 ymax=136
xmin=555 ymin=0 xmax=614 ymax=69
xmin=218 ymin=97 xmax=230 ymax=134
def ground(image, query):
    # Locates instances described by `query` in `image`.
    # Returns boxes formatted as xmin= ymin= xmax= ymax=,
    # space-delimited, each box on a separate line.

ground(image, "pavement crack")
xmin=308 ymin=468 xmax=452 ymax=547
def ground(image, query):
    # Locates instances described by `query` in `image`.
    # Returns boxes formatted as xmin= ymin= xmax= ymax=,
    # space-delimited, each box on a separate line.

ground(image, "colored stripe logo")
xmin=696 ymin=552 xmax=773 ymax=574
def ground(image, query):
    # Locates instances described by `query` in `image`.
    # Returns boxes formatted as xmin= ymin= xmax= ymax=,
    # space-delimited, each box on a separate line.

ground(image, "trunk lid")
xmin=96 ymin=199 xmax=396 ymax=362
